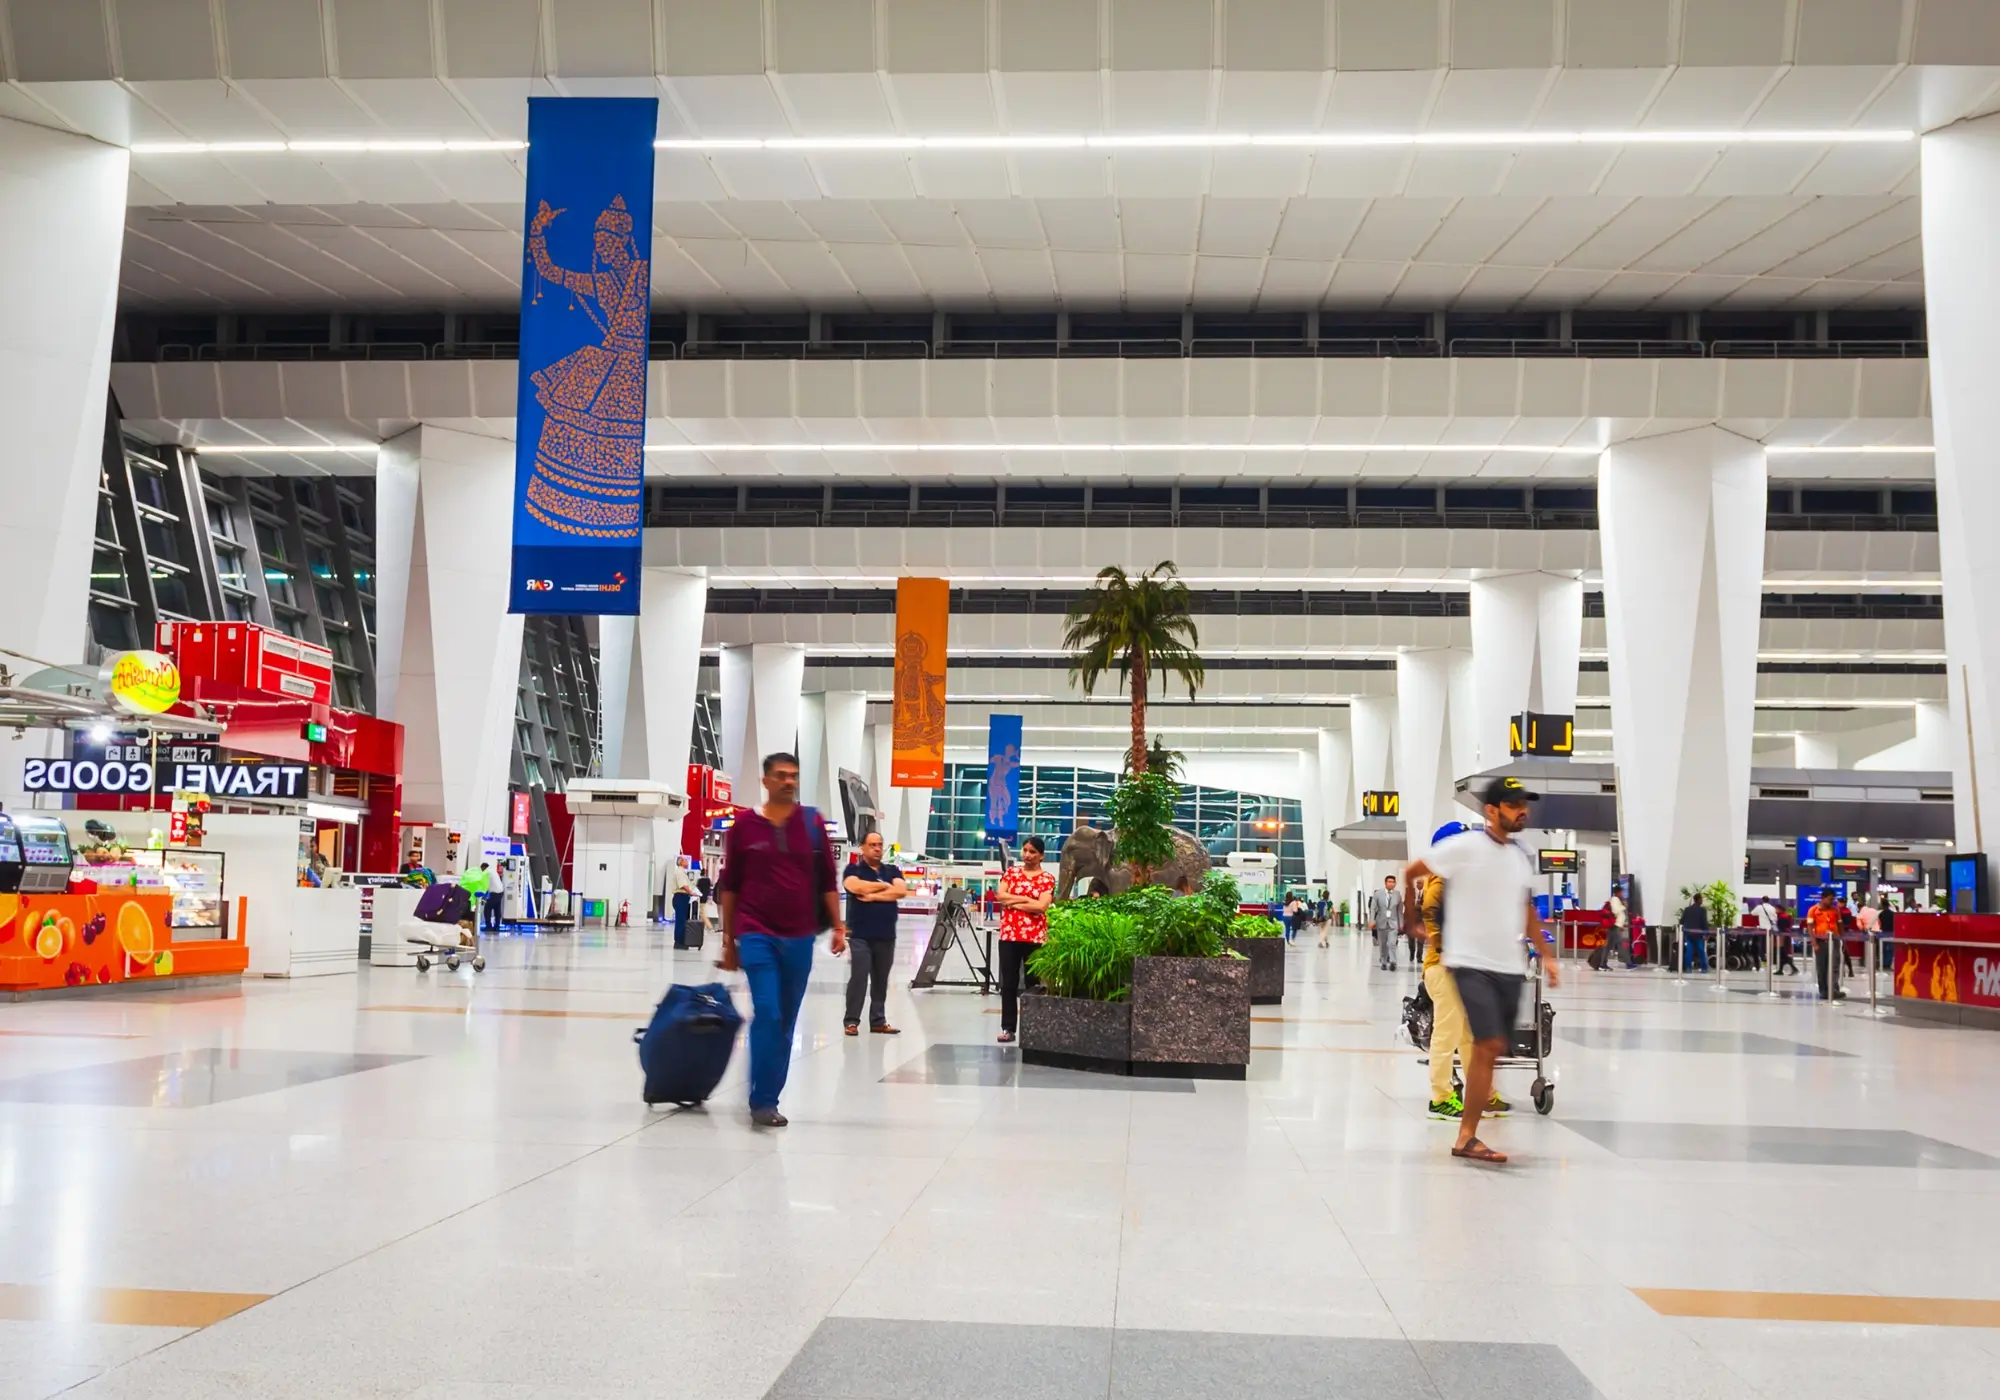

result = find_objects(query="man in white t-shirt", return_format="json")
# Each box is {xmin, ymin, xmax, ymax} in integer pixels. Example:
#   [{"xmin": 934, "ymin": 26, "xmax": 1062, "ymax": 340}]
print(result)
[{"xmin": 1402, "ymin": 775, "xmax": 1559, "ymax": 1165}]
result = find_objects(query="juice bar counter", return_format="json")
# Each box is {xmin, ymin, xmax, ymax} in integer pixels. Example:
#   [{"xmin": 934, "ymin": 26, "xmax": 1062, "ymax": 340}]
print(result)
[
  {"xmin": 0, "ymin": 813, "xmax": 247, "ymax": 995},
  {"xmin": 1891, "ymin": 913, "xmax": 2000, "ymax": 1028}
]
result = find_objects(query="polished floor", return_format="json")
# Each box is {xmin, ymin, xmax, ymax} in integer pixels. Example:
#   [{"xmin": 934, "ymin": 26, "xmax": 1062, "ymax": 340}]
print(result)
[{"xmin": 2, "ymin": 921, "xmax": 1998, "ymax": 1398}]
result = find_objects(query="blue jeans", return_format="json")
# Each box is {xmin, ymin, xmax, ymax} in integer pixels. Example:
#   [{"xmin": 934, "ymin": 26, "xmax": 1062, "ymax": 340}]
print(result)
[
  {"xmin": 671, "ymin": 892, "xmax": 690, "ymax": 947},
  {"xmin": 1682, "ymin": 931, "xmax": 1710, "ymax": 973},
  {"xmin": 737, "ymin": 933, "xmax": 815, "ymax": 1111}
]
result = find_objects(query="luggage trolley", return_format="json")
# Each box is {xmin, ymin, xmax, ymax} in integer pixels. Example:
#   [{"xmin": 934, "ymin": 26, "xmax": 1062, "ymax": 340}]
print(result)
[{"xmin": 1402, "ymin": 940, "xmax": 1557, "ymax": 1116}]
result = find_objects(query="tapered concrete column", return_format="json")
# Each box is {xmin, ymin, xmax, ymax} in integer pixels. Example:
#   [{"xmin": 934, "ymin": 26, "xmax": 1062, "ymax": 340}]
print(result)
[
  {"xmin": 1600, "ymin": 426, "xmax": 1765, "ymax": 911},
  {"xmin": 1298, "ymin": 749, "xmax": 1326, "ymax": 884},
  {"xmin": 1470, "ymin": 572, "xmax": 1584, "ymax": 769},
  {"xmin": 1396, "ymin": 648, "xmax": 1475, "ymax": 860},
  {"xmin": 595, "ymin": 569, "xmax": 707, "ymax": 789},
  {"xmin": 822, "ymin": 691, "xmax": 868, "ymax": 830},
  {"xmin": 869, "ymin": 722, "xmax": 904, "ymax": 845},
  {"xmin": 375, "ymin": 425, "xmax": 525, "ymax": 856},
  {"xmin": 797, "ymin": 693, "xmax": 827, "ymax": 808},
  {"xmin": 0, "ymin": 120, "xmax": 127, "ymax": 803},
  {"xmin": 719, "ymin": 643, "xmax": 805, "ymax": 796},
  {"xmin": 1349, "ymin": 697, "xmax": 1395, "ymax": 801},
  {"xmin": 1318, "ymin": 726, "xmax": 1359, "ymax": 897},
  {"xmin": 904, "ymin": 783, "xmax": 935, "ymax": 856},
  {"xmin": 1923, "ymin": 113, "xmax": 2000, "ymax": 877}
]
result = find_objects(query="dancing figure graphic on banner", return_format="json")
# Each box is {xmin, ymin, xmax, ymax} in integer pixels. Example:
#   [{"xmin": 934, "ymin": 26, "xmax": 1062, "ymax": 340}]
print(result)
[
  {"xmin": 987, "ymin": 742, "xmax": 1020, "ymax": 830},
  {"xmin": 522, "ymin": 194, "xmax": 648, "ymax": 540},
  {"xmin": 894, "ymin": 629, "xmax": 947, "ymax": 760}
]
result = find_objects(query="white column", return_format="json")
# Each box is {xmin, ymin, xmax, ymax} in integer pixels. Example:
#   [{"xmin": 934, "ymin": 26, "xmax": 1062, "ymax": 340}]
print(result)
[
  {"xmin": 1349, "ymin": 696, "xmax": 1395, "ymax": 800},
  {"xmin": 1923, "ymin": 113, "xmax": 2000, "ymax": 875},
  {"xmin": 797, "ymin": 692, "xmax": 828, "ymax": 809},
  {"xmin": 869, "ymin": 722, "xmax": 904, "ymax": 844},
  {"xmin": 823, "ymin": 690, "xmax": 868, "ymax": 828},
  {"xmin": 903, "ymin": 783, "xmax": 936, "ymax": 856},
  {"xmin": 1297, "ymin": 749, "xmax": 1326, "ymax": 884},
  {"xmin": 1469, "ymin": 571, "xmax": 1584, "ymax": 770},
  {"xmin": 598, "ymin": 615, "xmax": 638, "ymax": 778},
  {"xmin": 1318, "ymin": 725, "xmax": 1359, "ymax": 897},
  {"xmin": 718, "ymin": 642, "xmax": 805, "ymax": 797},
  {"xmin": 1795, "ymin": 733, "xmax": 1840, "ymax": 770},
  {"xmin": 1396, "ymin": 647, "xmax": 1475, "ymax": 859},
  {"xmin": 375, "ymin": 425, "xmax": 526, "ymax": 856},
  {"xmin": 1600, "ymin": 426, "xmax": 1765, "ymax": 913},
  {"xmin": 637, "ymin": 569, "xmax": 708, "ymax": 788},
  {"xmin": 0, "ymin": 121, "xmax": 127, "ymax": 683}
]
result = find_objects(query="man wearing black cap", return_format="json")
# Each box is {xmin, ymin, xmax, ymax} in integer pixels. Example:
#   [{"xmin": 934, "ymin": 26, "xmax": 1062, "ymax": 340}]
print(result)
[{"xmin": 1402, "ymin": 775, "xmax": 1559, "ymax": 1165}]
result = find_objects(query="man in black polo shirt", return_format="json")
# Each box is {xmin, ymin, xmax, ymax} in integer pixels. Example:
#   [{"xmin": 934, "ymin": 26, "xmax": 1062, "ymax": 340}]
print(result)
[{"xmin": 842, "ymin": 830, "xmax": 908, "ymax": 1036}]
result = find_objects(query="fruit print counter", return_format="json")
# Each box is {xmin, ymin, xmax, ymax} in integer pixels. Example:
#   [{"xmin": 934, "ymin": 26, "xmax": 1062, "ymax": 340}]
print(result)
[{"xmin": 0, "ymin": 891, "xmax": 247, "ymax": 992}]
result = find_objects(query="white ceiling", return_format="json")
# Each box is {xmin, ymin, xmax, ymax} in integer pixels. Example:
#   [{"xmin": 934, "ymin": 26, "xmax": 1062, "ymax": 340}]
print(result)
[{"xmin": 7, "ymin": 2, "xmax": 1989, "ymax": 313}]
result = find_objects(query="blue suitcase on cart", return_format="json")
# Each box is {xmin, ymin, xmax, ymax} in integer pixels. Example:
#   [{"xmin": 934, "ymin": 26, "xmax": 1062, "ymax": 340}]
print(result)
[{"xmin": 636, "ymin": 983, "xmax": 743, "ymax": 1107}]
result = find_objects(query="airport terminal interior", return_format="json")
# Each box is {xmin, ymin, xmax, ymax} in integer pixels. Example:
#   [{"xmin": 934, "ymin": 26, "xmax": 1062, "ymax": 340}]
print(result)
[{"xmin": 8, "ymin": 2, "xmax": 2000, "ymax": 1397}]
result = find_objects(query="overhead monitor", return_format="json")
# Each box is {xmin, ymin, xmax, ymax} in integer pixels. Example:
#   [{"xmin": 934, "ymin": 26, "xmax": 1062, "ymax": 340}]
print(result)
[
  {"xmin": 1880, "ymin": 859, "xmax": 1923, "ymax": 886},
  {"xmin": 1538, "ymin": 849, "xmax": 1579, "ymax": 874}
]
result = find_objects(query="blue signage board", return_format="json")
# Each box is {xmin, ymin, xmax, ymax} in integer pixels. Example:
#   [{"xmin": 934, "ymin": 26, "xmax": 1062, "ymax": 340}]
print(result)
[
  {"xmin": 985, "ymin": 714, "xmax": 1023, "ymax": 837},
  {"xmin": 509, "ymin": 96, "xmax": 657, "ymax": 615}
]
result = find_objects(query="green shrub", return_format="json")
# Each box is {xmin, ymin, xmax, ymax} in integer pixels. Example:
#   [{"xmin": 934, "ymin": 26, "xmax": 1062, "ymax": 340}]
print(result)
[
  {"xmin": 1227, "ymin": 914, "xmax": 1283, "ymax": 939},
  {"xmin": 1107, "ymin": 771, "xmax": 1180, "ymax": 878},
  {"xmin": 1030, "ymin": 904, "xmax": 1141, "ymax": 1001},
  {"xmin": 1136, "ymin": 890, "xmax": 1228, "ymax": 959},
  {"xmin": 1201, "ymin": 869, "xmax": 1241, "ymax": 916}
]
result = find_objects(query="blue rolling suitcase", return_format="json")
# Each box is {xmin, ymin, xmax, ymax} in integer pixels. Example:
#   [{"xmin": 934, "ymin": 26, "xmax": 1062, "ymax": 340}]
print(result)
[{"xmin": 635, "ymin": 982, "xmax": 743, "ymax": 1107}]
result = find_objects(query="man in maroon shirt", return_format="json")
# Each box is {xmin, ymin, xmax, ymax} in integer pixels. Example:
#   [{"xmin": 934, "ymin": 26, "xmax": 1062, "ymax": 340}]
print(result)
[{"xmin": 717, "ymin": 751, "xmax": 846, "ymax": 1126}]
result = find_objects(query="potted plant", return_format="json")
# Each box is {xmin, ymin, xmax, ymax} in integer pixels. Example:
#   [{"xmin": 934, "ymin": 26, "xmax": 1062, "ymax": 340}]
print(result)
[
  {"xmin": 1207, "ymin": 869, "xmax": 1285, "ymax": 1004},
  {"xmin": 1020, "ymin": 876, "xmax": 1252, "ymax": 1079}
]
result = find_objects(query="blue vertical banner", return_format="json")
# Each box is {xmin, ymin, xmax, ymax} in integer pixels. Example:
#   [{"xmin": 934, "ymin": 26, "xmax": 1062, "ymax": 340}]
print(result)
[
  {"xmin": 985, "ymin": 714, "xmax": 1023, "ymax": 838},
  {"xmin": 509, "ymin": 96, "xmax": 658, "ymax": 615}
]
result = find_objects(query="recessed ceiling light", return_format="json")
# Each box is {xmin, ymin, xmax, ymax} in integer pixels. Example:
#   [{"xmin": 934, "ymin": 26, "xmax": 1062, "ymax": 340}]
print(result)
[
  {"xmin": 132, "ymin": 139, "xmax": 527, "ymax": 156},
  {"xmin": 1764, "ymin": 445, "xmax": 1934, "ymax": 455}
]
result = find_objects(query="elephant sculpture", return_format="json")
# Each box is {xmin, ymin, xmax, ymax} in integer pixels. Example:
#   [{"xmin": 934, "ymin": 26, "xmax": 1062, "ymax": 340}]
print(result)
[{"xmin": 1054, "ymin": 824, "xmax": 1214, "ymax": 900}]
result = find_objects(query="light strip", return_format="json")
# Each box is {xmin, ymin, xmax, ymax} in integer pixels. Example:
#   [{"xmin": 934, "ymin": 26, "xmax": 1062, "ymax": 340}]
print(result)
[
  {"xmin": 654, "ymin": 130, "xmax": 1911, "ymax": 152},
  {"xmin": 130, "ymin": 130, "xmax": 1912, "ymax": 158},
  {"xmin": 133, "ymin": 139, "xmax": 525, "ymax": 156},
  {"xmin": 189, "ymin": 444, "xmax": 379, "ymax": 455},
  {"xmin": 1765, "ymin": 445, "xmax": 1935, "ymax": 455},
  {"xmin": 647, "ymin": 442, "xmax": 1600, "ymax": 455}
]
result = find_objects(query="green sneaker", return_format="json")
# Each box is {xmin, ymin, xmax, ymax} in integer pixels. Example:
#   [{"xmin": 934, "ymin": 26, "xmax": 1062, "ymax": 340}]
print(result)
[
  {"xmin": 1486, "ymin": 1094, "xmax": 1512, "ymax": 1117},
  {"xmin": 1428, "ymin": 1095, "xmax": 1464, "ymax": 1120}
]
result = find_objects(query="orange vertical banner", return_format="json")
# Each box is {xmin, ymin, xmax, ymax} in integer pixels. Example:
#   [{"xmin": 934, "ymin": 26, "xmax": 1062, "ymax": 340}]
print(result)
[{"xmin": 891, "ymin": 576, "xmax": 949, "ymax": 788}]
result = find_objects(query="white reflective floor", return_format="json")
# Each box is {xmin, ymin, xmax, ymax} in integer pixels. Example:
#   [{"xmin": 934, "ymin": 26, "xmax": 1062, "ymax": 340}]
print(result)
[{"xmin": 3, "ymin": 922, "xmax": 1999, "ymax": 1399}]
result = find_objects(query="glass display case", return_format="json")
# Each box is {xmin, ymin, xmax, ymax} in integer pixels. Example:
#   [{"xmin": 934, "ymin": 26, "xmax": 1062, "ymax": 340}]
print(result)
[{"xmin": 78, "ymin": 850, "xmax": 227, "ymax": 940}]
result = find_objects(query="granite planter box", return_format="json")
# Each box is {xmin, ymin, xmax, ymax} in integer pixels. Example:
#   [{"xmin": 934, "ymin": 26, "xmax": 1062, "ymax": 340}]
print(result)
[
  {"xmin": 1019, "ymin": 992, "xmax": 1132, "ymax": 1072},
  {"xmin": 1020, "ymin": 955, "xmax": 1250, "ymax": 1080},
  {"xmin": 1224, "ymin": 935, "xmax": 1285, "ymax": 1004},
  {"xmin": 1130, "ymin": 955, "xmax": 1250, "ymax": 1078}
]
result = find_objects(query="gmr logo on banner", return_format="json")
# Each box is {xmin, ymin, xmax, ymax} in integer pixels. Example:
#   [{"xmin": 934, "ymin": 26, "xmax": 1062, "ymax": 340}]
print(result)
[{"xmin": 525, "ymin": 579, "xmax": 553, "ymax": 592}]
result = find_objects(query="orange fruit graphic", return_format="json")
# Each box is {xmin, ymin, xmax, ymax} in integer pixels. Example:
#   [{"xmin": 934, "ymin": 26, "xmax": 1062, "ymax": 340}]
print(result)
[
  {"xmin": 55, "ymin": 916, "xmax": 76, "ymax": 949},
  {"xmin": 32, "ymin": 922, "xmax": 62, "ymax": 960},
  {"xmin": 116, "ymin": 901, "xmax": 155, "ymax": 961}
]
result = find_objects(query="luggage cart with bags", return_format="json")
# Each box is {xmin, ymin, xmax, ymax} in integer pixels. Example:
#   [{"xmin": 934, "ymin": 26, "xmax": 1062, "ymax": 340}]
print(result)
[
  {"xmin": 408, "ymin": 881, "xmax": 485, "ymax": 973},
  {"xmin": 1403, "ymin": 945, "xmax": 1557, "ymax": 1116}
]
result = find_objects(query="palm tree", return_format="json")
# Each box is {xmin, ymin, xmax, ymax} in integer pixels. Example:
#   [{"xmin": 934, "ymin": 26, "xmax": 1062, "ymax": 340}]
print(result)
[
  {"xmin": 1126, "ymin": 735, "xmax": 1185, "ymax": 783},
  {"xmin": 1063, "ymin": 562, "xmax": 1205, "ymax": 775}
]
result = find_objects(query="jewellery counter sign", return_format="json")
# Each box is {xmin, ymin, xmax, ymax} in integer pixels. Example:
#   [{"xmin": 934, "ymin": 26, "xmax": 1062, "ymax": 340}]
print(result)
[{"xmin": 24, "ymin": 740, "xmax": 310, "ymax": 799}]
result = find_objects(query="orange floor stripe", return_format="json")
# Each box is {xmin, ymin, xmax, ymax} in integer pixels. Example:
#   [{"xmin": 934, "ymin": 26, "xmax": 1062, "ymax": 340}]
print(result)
[
  {"xmin": 363, "ymin": 1004, "xmax": 644, "ymax": 1021},
  {"xmin": 1635, "ymin": 1288, "xmax": 2000, "ymax": 1328},
  {"xmin": 0, "ymin": 1283, "xmax": 267, "ymax": 1327}
]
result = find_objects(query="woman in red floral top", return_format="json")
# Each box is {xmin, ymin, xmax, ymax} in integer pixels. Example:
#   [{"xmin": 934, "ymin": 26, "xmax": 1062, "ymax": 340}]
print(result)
[{"xmin": 993, "ymin": 835, "xmax": 1056, "ymax": 1043}]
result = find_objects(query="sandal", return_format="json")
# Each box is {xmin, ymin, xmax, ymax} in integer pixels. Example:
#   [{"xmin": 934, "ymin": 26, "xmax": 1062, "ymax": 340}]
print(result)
[{"xmin": 1451, "ymin": 1138, "xmax": 1508, "ymax": 1165}]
